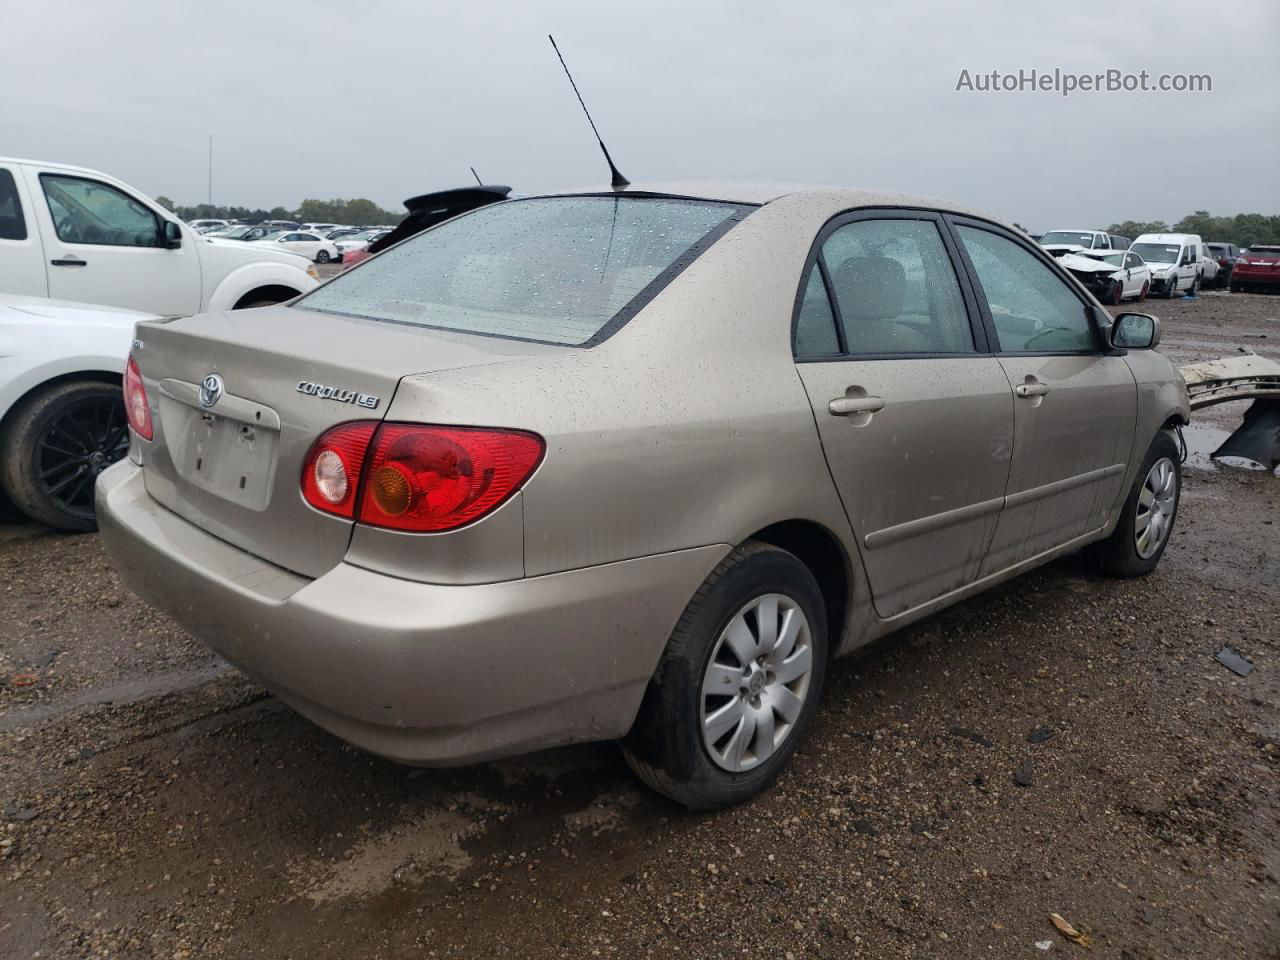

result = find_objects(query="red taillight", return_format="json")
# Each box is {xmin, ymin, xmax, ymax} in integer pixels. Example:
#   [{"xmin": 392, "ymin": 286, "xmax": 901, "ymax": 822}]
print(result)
[
  {"xmin": 358, "ymin": 425, "xmax": 544, "ymax": 532},
  {"xmin": 300, "ymin": 423, "xmax": 544, "ymax": 531},
  {"xmin": 124, "ymin": 355, "xmax": 153, "ymax": 440},
  {"xmin": 301, "ymin": 422, "xmax": 377, "ymax": 518}
]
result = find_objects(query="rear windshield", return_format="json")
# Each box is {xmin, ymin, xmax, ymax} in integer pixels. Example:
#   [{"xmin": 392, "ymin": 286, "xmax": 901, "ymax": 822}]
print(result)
[
  {"xmin": 298, "ymin": 196, "xmax": 750, "ymax": 346},
  {"xmin": 1244, "ymin": 246, "xmax": 1280, "ymax": 258},
  {"xmin": 1041, "ymin": 231, "xmax": 1096, "ymax": 247}
]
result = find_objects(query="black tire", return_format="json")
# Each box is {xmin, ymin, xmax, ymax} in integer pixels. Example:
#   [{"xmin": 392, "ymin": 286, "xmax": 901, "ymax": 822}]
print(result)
[
  {"xmin": 622, "ymin": 540, "xmax": 829, "ymax": 809},
  {"xmin": 1164, "ymin": 277, "xmax": 1180, "ymax": 299},
  {"xmin": 1229, "ymin": 283, "xmax": 1241, "ymax": 293},
  {"xmin": 0, "ymin": 380, "xmax": 128, "ymax": 531},
  {"xmin": 315, "ymin": 250, "xmax": 331, "ymax": 264},
  {"xmin": 1091, "ymin": 431, "xmax": 1181, "ymax": 578},
  {"xmin": 1187, "ymin": 275, "xmax": 1199, "ymax": 297},
  {"xmin": 1105, "ymin": 279, "xmax": 1124, "ymax": 305}
]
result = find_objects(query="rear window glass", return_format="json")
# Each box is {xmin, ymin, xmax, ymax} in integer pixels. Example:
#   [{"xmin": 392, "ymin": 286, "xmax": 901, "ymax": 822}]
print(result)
[
  {"xmin": 0, "ymin": 168, "xmax": 26, "ymax": 241},
  {"xmin": 1244, "ymin": 246, "xmax": 1280, "ymax": 258},
  {"xmin": 297, "ymin": 196, "xmax": 749, "ymax": 346}
]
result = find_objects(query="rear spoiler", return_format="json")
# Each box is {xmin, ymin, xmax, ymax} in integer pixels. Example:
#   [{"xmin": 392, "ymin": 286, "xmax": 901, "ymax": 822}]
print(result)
[
  {"xmin": 1181, "ymin": 354, "xmax": 1280, "ymax": 469},
  {"xmin": 368, "ymin": 185, "xmax": 512, "ymax": 255}
]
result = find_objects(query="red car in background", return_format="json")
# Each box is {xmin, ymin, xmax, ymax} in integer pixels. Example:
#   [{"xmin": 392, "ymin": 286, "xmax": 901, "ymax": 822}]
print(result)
[{"xmin": 1230, "ymin": 245, "xmax": 1280, "ymax": 292}]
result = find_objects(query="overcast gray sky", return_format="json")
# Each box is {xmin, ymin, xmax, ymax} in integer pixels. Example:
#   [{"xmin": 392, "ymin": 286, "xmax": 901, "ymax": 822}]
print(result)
[{"xmin": 5, "ymin": 0, "xmax": 1278, "ymax": 230}]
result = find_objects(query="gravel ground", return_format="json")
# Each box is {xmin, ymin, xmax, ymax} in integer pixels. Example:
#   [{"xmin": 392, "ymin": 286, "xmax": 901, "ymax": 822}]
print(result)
[{"xmin": 1, "ymin": 291, "xmax": 1277, "ymax": 959}]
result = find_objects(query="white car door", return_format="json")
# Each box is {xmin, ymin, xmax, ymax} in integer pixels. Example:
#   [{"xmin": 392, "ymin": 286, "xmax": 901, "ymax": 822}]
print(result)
[
  {"xmin": 278, "ymin": 233, "xmax": 318, "ymax": 261},
  {"xmin": 0, "ymin": 164, "xmax": 48, "ymax": 297},
  {"xmin": 1125, "ymin": 253, "xmax": 1149, "ymax": 296},
  {"xmin": 24, "ymin": 165, "xmax": 201, "ymax": 314}
]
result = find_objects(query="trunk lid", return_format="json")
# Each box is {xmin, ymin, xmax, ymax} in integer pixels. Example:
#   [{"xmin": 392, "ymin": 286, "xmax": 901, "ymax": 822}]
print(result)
[{"xmin": 132, "ymin": 304, "xmax": 563, "ymax": 577}]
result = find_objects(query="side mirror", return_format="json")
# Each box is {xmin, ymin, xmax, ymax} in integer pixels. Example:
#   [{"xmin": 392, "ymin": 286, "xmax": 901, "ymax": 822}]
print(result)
[
  {"xmin": 162, "ymin": 221, "xmax": 182, "ymax": 249},
  {"xmin": 1112, "ymin": 312, "xmax": 1160, "ymax": 349}
]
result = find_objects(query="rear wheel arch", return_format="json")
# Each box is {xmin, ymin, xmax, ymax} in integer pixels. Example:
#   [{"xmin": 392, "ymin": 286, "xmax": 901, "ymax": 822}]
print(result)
[
  {"xmin": 232, "ymin": 285, "xmax": 302, "ymax": 309},
  {"xmin": 745, "ymin": 519, "xmax": 851, "ymax": 657},
  {"xmin": 1, "ymin": 370, "xmax": 121, "ymax": 435}
]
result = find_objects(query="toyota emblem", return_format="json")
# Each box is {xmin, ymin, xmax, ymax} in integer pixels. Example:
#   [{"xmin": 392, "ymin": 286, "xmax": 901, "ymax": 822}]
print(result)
[{"xmin": 199, "ymin": 373, "xmax": 225, "ymax": 409}]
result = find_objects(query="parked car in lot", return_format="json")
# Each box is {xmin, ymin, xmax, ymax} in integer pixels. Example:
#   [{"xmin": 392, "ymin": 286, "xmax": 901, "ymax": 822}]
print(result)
[
  {"xmin": 188, "ymin": 218, "xmax": 231, "ymax": 233},
  {"xmin": 98, "ymin": 184, "xmax": 1189, "ymax": 809},
  {"xmin": 1039, "ymin": 229, "xmax": 1130, "ymax": 257},
  {"xmin": 252, "ymin": 230, "xmax": 339, "ymax": 263},
  {"xmin": 1206, "ymin": 242, "xmax": 1240, "ymax": 287},
  {"xmin": 1059, "ymin": 249, "xmax": 1152, "ymax": 304},
  {"xmin": 1130, "ymin": 233, "xmax": 1204, "ymax": 298},
  {"xmin": 1230, "ymin": 244, "xmax": 1280, "ymax": 292},
  {"xmin": 1196, "ymin": 244, "xmax": 1219, "ymax": 286},
  {"xmin": 1, "ymin": 295, "xmax": 145, "ymax": 529},
  {"xmin": 0, "ymin": 159, "xmax": 319, "ymax": 314},
  {"xmin": 207, "ymin": 224, "xmax": 277, "ymax": 243},
  {"xmin": 332, "ymin": 229, "xmax": 389, "ymax": 260}
]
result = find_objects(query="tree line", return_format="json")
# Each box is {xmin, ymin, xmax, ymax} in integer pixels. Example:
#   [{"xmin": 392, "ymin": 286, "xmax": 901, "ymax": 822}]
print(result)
[
  {"xmin": 154, "ymin": 196, "xmax": 405, "ymax": 226},
  {"xmin": 1105, "ymin": 211, "xmax": 1280, "ymax": 247}
]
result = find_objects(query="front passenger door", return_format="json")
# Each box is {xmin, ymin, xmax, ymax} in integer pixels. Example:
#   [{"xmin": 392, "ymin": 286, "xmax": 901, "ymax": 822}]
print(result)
[
  {"xmin": 794, "ymin": 212, "xmax": 1014, "ymax": 619},
  {"xmin": 951, "ymin": 221, "xmax": 1136, "ymax": 575}
]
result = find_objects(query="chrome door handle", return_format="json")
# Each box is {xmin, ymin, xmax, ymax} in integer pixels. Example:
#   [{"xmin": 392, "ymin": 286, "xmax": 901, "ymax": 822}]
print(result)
[
  {"xmin": 829, "ymin": 396, "xmax": 886, "ymax": 416},
  {"xmin": 50, "ymin": 256, "xmax": 87, "ymax": 267},
  {"xmin": 1015, "ymin": 382, "xmax": 1050, "ymax": 399}
]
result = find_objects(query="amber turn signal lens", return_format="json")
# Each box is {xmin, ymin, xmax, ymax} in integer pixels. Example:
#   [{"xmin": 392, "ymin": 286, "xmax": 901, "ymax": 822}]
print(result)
[{"xmin": 370, "ymin": 464, "xmax": 414, "ymax": 516}]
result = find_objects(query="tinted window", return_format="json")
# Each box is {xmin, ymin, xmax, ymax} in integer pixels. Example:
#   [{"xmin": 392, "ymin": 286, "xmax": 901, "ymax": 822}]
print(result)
[
  {"xmin": 40, "ymin": 174, "xmax": 161, "ymax": 247},
  {"xmin": 793, "ymin": 266, "xmax": 839, "ymax": 357},
  {"xmin": 299, "ymin": 196, "xmax": 748, "ymax": 346},
  {"xmin": 0, "ymin": 168, "xmax": 26, "ymax": 241},
  {"xmin": 1126, "ymin": 253, "xmax": 1141, "ymax": 268},
  {"xmin": 956, "ymin": 225, "xmax": 1094, "ymax": 353},
  {"xmin": 821, "ymin": 219, "xmax": 973, "ymax": 355}
]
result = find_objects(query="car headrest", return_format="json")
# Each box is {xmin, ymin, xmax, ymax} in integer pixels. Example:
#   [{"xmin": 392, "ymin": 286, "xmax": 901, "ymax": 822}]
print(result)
[{"xmin": 834, "ymin": 256, "xmax": 905, "ymax": 320}]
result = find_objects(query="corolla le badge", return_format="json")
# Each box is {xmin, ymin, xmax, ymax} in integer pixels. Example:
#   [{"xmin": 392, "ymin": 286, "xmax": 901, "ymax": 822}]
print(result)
[
  {"xmin": 199, "ymin": 373, "xmax": 225, "ymax": 408},
  {"xmin": 296, "ymin": 380, "xmax": 380, "ymax": 410}
]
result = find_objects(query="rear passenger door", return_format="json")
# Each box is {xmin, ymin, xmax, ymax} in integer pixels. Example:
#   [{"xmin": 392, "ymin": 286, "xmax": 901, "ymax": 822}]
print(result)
[
  {"xmin": 0, "ymin": 164, "xmax": 48, "ymax": 297},
  {"xmin": 949, "ymin": 219, "xmax": 1136, "ymax": 575},
  {"xmin": 793, "ymin": 211, "xmax": 1014, "ymax": 619}
]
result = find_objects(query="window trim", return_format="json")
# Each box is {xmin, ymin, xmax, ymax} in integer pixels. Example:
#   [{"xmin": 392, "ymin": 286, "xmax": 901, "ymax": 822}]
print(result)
[
  {"xmin": 790, "ymin": 207, "xmax": 992, "ymax": 362},
  {"xmin": 943, "ymin": 214, "xmax": 1113, "ymax": 358},
  {"xmin": 38, "ymin": 172, "xmax": 163, "ymax": 249}
]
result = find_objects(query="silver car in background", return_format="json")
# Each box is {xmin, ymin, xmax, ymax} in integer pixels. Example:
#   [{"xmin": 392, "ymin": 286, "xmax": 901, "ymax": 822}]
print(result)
[{"xmin": 97, "ymin": 184, "xmax": 1189, "ymax": 808}]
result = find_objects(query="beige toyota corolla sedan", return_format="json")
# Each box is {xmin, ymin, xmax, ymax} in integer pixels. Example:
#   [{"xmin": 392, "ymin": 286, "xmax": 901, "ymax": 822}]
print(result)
[{"xmin": 97, "ymin": 184, "xmax": 1189, "ymax": 808}]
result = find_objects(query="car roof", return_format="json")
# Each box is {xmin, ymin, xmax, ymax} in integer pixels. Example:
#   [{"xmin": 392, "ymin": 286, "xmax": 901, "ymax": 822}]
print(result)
[
  {"xmin": 530, "ymin": 180, "xmax": 995, "ymax": 218},
  {"xmin": 1135, "ymin": 233, "xmax": 1199, "ymax": 242}
]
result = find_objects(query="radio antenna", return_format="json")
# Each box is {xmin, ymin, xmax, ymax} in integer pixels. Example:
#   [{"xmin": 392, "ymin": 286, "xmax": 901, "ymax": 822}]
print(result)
[
  {"xmin": 548, "ymin": 34, "xmax": 630, "ymax": 189},
  {"xmin": 470, "ymin": 166, "xmax": 483, "ymax": 186}
]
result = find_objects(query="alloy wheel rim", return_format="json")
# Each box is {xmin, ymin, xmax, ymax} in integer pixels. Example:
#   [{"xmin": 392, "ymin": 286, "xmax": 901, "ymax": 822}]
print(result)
[
  {"xmin": 1135, "ymin": 456, "xmax": 1177, "ymax": 559},
  {"xmin": 700, "ymin": 593, "xmax": 814, "ymax": 773},
  {"xmin": 36, "ymin": 398, "xmax": 128, "ymax": 520}
]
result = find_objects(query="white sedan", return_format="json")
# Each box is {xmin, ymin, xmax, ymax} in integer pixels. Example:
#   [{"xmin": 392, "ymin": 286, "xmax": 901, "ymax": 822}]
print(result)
[
  {"xmin": 333, "ymin": 229, "xmax": 391, "ymax": 260},
  {"xmin": 1059, "ymin": 249, "xmax": 1152, "ymax": 304},
  {"xmin": 252, "ymin": 231, "xmax": 340, "ymax": 264},
  {"xmin": 0, "ymin": 294, "xmax": 150, "ymax": 529}
]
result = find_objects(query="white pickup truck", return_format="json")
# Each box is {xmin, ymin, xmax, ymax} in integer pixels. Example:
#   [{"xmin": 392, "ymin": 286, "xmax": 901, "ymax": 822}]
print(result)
[{"xmin": 0, "ymin": 158, "xmax": 318, "ymax": 315}]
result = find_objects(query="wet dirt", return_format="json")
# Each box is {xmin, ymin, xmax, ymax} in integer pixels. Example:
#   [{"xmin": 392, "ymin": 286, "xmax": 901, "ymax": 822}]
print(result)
[{"xmin": 1, "ymin": 292, "xmax": 1278, "ymax": 959}]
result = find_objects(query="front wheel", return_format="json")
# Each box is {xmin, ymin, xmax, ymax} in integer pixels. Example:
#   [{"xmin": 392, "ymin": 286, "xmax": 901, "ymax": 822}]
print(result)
[
  {"xmin": 1106, "ymin": 279, "xmax": 1124, "ymax": 305},
  {"xmin": 1187, "ymin": 275, "xmax": 1199, "ymax": 297},
  {"xmin": 1139, "ymin": 280, "xmax": 1150, "ymax": 301},
  {"xmin": 1091, "ymin": 431, "xmax": 1181, "ymax": 577},
  {"xmin": 623, "ymin": 541, "xmax": 828, "ymax": 809}
]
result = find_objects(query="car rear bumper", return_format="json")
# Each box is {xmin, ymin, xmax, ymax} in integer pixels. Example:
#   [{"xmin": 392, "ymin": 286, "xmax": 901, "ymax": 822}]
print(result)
[{"xmin": 96, "ymin": 461, "xmax": 725, "ymax": 765}]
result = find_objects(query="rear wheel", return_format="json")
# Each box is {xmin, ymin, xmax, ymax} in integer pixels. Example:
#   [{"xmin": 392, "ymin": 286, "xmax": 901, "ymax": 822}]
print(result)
[
  {"xmin": 315, "ymin": 249, "xmax": 331, "ymax": 264},
  {"xmin": 0, "ymin": 380, "xmax": 128, "ymax": 531},
  {"xmin": 1091, "ymin": 431, "xmax": 1180, "ymax": 578},
  {"xmin": 623, "ymin": 541, "xmax": 828, "ymax": 809},
  {"xmin": 1230, "ymin": 283, "xmax": 1241, "ymax": 293}
]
